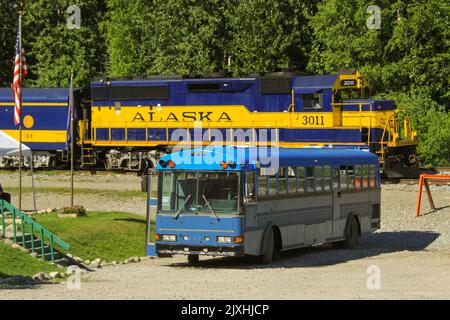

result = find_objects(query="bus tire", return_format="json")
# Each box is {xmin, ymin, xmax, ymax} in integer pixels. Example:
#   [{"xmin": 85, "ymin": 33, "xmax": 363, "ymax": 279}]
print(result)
[
  {"xmin": 333, "ymin": 216, "xmax": 360, "ymax": 249},
  {"xmin": 272, "ymin": 227, "xmax": 282, "ymax": 261},
  {"xmin": 187, "ymin": 255, "xmax": 199, "ymax": 264},
  {"xmin": 260, "ymin": 228, "xmax": 274, "ymax": 264}
]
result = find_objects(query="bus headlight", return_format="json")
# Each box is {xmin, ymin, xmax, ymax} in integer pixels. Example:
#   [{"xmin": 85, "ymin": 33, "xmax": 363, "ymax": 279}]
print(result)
[
  {"xmin": 217, "ymin": 236, "xmax": 244, "ymax": 244},
  {"xmin": 161, "ymin": 234, "xmax": 177, "ymax": 242},
  {"xmin": 217, "ymin": 236, "xmax": 233, "ymax": 243}
]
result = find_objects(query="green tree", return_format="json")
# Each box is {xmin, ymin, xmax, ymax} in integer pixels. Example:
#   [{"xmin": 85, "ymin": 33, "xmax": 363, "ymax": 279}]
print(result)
[
  {"xmin": 23, "ymin": 0, "xmax": 106, "ymax": 87},
  {"xmin": 228, "ymin": 0, "xmax": 318, "ymax": 76},
  {"xmin": 105, "ymin": 0, "xmax": 234, "ymax": 77},
  {"xmin": 393, "ymin": 89, "xmax": 450, "ymax": 166},
  {"xmin": 0, "ymin": 1, "xmax": 19, "ymax": 87},
  {"xmin": 308, "ymin": 0, "xmax": 399, "ymax": 90},
  {"xmin": 386, "ymin": 1, "xmax": 450, "ymax": 107},
  {"xmin": 309, "ymin": 0, "xmax": 449, "ymax": 104}
]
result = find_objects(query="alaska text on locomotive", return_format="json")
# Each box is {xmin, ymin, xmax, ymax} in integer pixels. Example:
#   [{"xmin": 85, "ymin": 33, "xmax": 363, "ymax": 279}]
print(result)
[{"xmin": 170, "ymin": 123, "xmax": 280, "ymax": 169}]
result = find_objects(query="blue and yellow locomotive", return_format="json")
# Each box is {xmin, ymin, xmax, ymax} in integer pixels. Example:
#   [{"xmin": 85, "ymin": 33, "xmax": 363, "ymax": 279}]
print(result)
[
  {"xmin": 0, "ymin": 70, "xmax": 419, "ymax": 177},
  {"xmin": 79, "ymin": 70, "xmax": 418, "ymax": 177}
]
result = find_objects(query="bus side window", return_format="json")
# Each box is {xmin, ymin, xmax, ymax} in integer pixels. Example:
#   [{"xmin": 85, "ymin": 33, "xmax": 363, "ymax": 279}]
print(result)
[
  {"xmin": 278, "ymin": 168, "xmax": 287, "ymax": 195},
  {"xmin": 324, "ymin": 166, "xmax": 332, "ymax": 191},
  {"xmin": 306, "ymin": 167, "xmax": 315, "ymax": 192},
  {"xmin": 347, "ymin": 166, "xmax": 355, "ymax": 190},
  {"xmin": 269, "ymin": 174, "xmax": 277, "ymax": 196},
  {"xmin": 258, "ymin": 175, "xmax": 268, "ymax": 199},
  {"xmin": 369, "ymin": 164, "xmax": 378, "ymax": 188},
  {"xmin": 288, "ymin": 167, "xmax": 296, "ymax": 193},
  {"xmin": 316, "ymin": 166, "xmax": 324, "ymax": 192},
  {"xmin": 362, "ymin": 165, "xmax": 370, "ymax": 188},
  {"xmin": 355, "ymin": 165, "xmax": 363, "ymax": 189},
  {"xmin": 160, "ymin": 171, "xmax": 174, "ymax": 211},
  {"xmin": 297, "ymin": 167, "xmax": 305, "ymax": 193},
  {"xmin": 333, "ymin": 167, "xmax": 340, "ymax": 191},
  {"xmin": 245, "ymin": 172, "xmax": 256, "ymax": 199},
  {"xmin": 340, "ymin": 166, "xmax": 348, "ymax": 191}
]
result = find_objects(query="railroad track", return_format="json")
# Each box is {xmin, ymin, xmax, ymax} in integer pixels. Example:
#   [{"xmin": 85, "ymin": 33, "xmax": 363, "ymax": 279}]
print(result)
[
  {"xmin": 0, "ymin": 167, "xmax": 142, "ymax": 176},
  {"xmin": 2, "ymin": 166, "xmax": 450, "ymax": 181},
  {"xmin": 382, "ymin": 167, "xmax": 450, "ymax": 185}
]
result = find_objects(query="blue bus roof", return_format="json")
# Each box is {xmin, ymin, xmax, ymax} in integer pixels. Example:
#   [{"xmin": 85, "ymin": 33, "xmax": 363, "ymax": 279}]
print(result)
[
  {"xmin": 158, "ymin": 147, "xmax": 379, "ymax": 171},
  {"xmin": 0, "ymin": 88, "xmax": 69, "ymax": 103}
]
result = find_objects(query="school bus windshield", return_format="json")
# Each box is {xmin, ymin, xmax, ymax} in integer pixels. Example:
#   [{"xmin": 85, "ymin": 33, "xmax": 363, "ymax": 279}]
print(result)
[{"xmin": 158, "ymin": 171, "xmax": 240, "ymax": 215}]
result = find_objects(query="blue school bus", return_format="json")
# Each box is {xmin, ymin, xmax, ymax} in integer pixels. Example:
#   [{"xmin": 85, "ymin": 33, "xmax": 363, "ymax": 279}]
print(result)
[{"xmin": 145, "ymin": 147, "xmax": 381, "ymax": 264}]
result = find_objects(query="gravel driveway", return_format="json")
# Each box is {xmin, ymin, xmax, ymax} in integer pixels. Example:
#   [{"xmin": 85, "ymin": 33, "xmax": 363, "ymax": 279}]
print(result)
[{"xmin": 1, "ymin": 172, "xmax": 449, "ymax": 299}]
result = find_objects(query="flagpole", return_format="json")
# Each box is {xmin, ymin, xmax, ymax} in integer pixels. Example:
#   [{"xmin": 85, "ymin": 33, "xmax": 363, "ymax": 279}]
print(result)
[
  {"xmin": 18, "ymin": 5, "xmax": 23, "ymax": 211},
  {"xmin": 70, "ymin": 72, "xmax": 74, "ymax": 207}
]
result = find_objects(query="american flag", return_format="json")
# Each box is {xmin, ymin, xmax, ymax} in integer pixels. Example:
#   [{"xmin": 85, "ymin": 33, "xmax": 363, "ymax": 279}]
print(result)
[{"xmin": 12, "ymin": 17, "xmax": 28, "ymax": 126}]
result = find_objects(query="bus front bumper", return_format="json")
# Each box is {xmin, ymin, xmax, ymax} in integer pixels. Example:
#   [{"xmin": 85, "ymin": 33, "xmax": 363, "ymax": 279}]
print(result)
[{"xmin": 156, "ymin": 244, "xmax": 244, "ymax": 257}]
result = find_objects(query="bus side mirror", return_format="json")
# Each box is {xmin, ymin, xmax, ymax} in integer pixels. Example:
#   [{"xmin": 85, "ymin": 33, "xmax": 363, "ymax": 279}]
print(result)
[{"xmin": 141, "ymin": 175, "xmax": 149, "ymax": 193}]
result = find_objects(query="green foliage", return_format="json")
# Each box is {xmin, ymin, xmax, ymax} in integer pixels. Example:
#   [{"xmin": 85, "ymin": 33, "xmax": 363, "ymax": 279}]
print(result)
[
  {"xmin": 23, "ymin": 0, "xmax": 106, "ymax": 87},
  {"xmin": 309, "ymin": 0, "xmax": 392, "ymax": 76},
  {"xmin": 105, "ymin": 0, "xmax": 234, "ymax": 76},
  {"xmin": 391, "ymin": 89, "xmax": 450, "ymax": 166},
  {"xmin": 228, "ymin": 0, "xmax": 317, "ymax": 76},
  {"xmin": 0, "ymin": 0, "xmax": 18, "ymax": 87},
  {"xmin": 386, "ymin": 1, "xmax": 450, "ymax": 104},
  {"xmin": 58, "ymin": 205, "xmax": 87, "ymax": 216},
  {"xmin": 105, "ymin": 0, "xmax": 317, "ymax": 77},
  {"xmin": 34, "ymin": 211, "xmax": 148, "ymax": 261},
  {"xmin": 309, "ymin": 0, "xmax": 449, "ymax": 103}
]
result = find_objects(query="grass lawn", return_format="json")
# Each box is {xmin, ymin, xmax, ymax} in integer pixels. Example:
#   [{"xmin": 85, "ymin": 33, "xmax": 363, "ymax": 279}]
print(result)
[
  {"xmin": 0, "ymin": 242, "xmax": 59, "ymax": 278},
  {"xmin": 34, "ymin": 211, "xmax": 150, "ymax": 262}
]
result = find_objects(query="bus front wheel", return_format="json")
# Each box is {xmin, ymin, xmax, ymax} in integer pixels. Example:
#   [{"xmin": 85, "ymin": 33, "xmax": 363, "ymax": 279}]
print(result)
[{"xmin": 187, "ymin": 255, "xmax": 199, "ymax": 264}]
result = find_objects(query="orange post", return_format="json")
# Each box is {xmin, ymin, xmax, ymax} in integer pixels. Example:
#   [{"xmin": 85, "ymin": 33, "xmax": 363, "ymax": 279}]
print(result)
[
  {"xmin": 415, "ymin": 175, "xmax": 424, "ymax": 217},
  {"xmin": 416, "ymin": 174, "xmax": 450, "ymax": 217}
]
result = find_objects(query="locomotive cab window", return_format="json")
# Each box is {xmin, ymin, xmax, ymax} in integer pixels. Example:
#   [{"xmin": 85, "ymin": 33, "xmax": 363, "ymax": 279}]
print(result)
[
  {"xmin": 301, "ymin": 93, "xmax": 323, "ymax": 110},
  {"xmin": 335, "ymin": 87, "xmax": 370, "ymax": 102}
]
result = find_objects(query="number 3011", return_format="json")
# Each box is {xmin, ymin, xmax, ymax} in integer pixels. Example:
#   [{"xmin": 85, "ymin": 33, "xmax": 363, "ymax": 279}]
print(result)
[{"xmin": 302, "ymin": 115, "xmax": 325, "ymax": 126}]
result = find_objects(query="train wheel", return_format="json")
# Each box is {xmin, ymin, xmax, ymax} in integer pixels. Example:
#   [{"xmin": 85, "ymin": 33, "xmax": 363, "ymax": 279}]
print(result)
[
  {"xmin": 333, "ymin": 217, "xmax": 360, "ymax": 249},
  {"xmin": 187, "ymin": 255, "xmax": 199, "ymax": 264}
]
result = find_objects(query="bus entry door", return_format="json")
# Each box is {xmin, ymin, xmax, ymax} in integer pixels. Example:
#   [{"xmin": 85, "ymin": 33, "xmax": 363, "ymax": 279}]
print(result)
[
  {"xmin": 145, "ymin": 170, "xmax": 158, "ymax": 257},
  {"xmin": 332, "ymin": 189, "xmax": 341, "ymax": 238}
]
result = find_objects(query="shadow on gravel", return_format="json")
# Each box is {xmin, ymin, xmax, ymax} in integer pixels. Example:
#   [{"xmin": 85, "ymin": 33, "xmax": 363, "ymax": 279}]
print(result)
[
  {"xmin": 422, "ymin": 205, "xmax": 450, "ymax": 216},
  {"xmin": 166, "ymin": 231, "xmax": 440, "ymax": 270}
]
